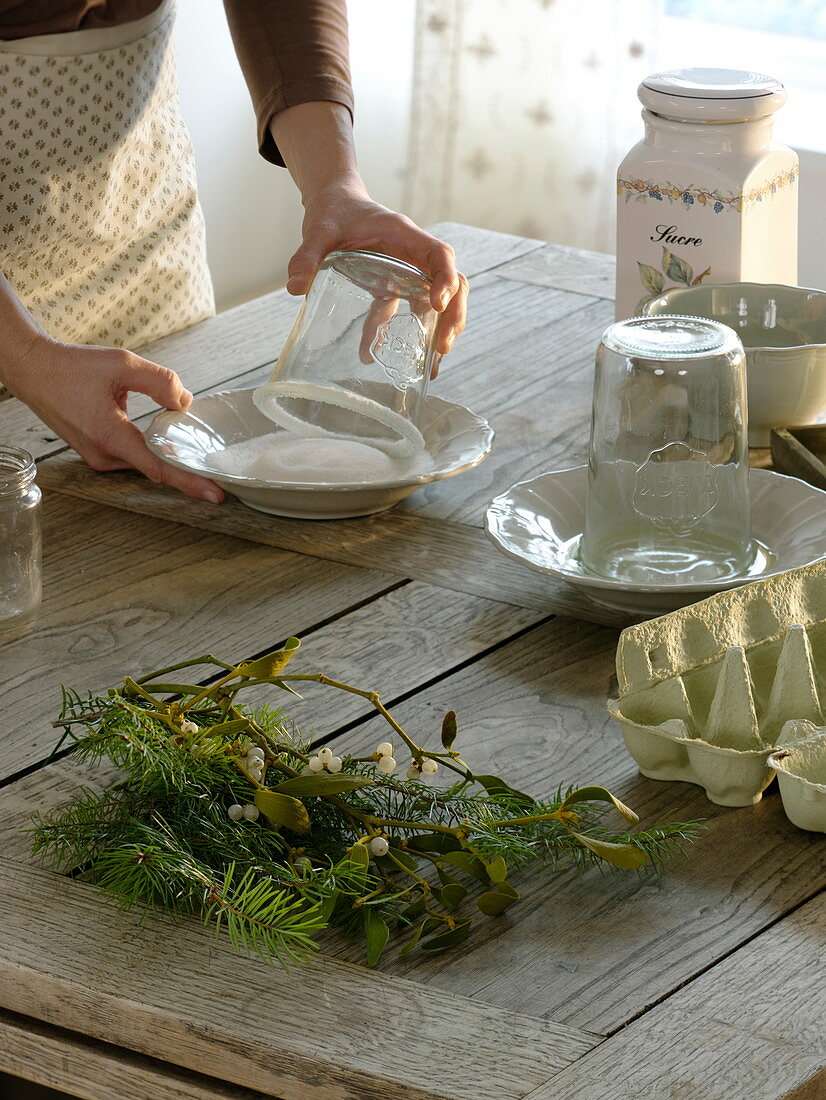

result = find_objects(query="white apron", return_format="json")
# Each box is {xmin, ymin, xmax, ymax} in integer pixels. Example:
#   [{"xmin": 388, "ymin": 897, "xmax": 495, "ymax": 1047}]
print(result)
[{"xmin": 0, "ymin": 0, "xmax": 214, "ymax": 353}]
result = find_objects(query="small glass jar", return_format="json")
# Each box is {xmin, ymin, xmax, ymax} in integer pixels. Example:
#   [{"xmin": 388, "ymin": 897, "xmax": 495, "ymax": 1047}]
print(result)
[
  {"xmin": 581, "ymin": 315, "xmax": 754, "ymax": 585},
  {"xmin": 0, "ymin": 446, "xmax": 42, "ymax": 631}
]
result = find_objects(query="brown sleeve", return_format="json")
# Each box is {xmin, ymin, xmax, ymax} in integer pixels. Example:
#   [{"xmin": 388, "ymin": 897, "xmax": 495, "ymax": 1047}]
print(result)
[{"xmin": 222, "ymin": 0, "xmax": 354, "ymax": 166}]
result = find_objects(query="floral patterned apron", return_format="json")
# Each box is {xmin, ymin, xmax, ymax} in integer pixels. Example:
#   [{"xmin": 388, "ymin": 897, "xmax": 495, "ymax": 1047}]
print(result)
[{"xmin": 0, "ymin": 0, "xmax": 214, "ymax": 355}]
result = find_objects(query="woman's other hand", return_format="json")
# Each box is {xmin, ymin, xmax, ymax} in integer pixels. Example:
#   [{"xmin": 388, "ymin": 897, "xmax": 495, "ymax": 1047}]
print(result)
[{"xmin": 3, "ymin": 337, "xmax": 225, "ymax": 502}]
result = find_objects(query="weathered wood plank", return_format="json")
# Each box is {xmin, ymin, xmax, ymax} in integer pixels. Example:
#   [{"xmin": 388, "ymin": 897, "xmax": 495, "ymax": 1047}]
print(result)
[
  {"xmin": 310, "ymin": 617, "xmax": 826, "ymax": 1034},
  {"xmin": 0, "ymin": 579, "xmax": 543, "ymax": 860},
  {"xmin": 0, "ymin": 1008, "xmax": 277, "ymax": 1100},
  {"xmin": 428, "ymin": 221, "xmax": 546, "ymax": 277},
  {"xmin": 0, "ymin": 493, "xmax": 402, "ymax": 782},
  {"xmin": 525, "ymin": 892, "xmax": 826, "ymax": 1100},
  {"xmin": 0, "ymin": 859, "xmax": 596, "ymax": 1100},
  {"xmin": 1, "ymin": 223, "xmax": 806, "ymax": 1100},
  {"xmin": 33, "ymin": 459, "xmax": 633, "ymax": 627},
  {"xmin": 7, "ymin": 610, "xmax": 822, "ymax": 1079},
  {"xmin": 495, "ymin": 242, "xmax": 616, "ymax": 300}
]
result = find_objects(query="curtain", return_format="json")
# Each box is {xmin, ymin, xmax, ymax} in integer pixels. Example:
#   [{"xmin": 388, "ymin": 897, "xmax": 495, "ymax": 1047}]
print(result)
[{"xmin": 404, "ymin": 0, "xmax": 659, "ymax": 252}]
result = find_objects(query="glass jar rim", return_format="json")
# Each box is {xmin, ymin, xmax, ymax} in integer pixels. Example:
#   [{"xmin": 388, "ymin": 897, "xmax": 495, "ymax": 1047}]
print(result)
[
  {"xmin": 321, "ymin": 249, "xmax": 433, "ymax": 304},
  {"xmin": 602, "ymin": 315, "xmax": 743, "ymax": 359},
  {"xmin": 0, "ymin": 445, "xmax": 37, "ymax": 493},
  {"xmin": 324, "ymin": 248, "xmax": 429, "ymax": 283}
]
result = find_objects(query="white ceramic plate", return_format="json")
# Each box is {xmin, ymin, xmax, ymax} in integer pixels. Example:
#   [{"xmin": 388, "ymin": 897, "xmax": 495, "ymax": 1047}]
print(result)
[
  {"xmin": 145, "ymin": 388, "xmax": 493, "ymax": 519},
  {"xmin": 485, "ymin": 465, "xmax": 826, "ymax": 615}
]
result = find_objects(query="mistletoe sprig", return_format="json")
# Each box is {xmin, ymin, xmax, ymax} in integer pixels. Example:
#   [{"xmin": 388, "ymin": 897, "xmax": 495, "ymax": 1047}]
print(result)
[{"xmin": 32, "ymin": 639, "xmax": 701, "ymax": 967}]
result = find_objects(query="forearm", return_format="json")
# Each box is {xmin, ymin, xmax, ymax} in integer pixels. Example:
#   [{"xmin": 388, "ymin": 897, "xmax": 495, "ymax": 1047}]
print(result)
[
  {"xmin": 268, "ymin": 98, "xmax": 467, "ymax": 354},
  {"xmin": 0, "ymin": 272, "xmax": 50, "ymax": 393},
  {"xmin": 270, "ymin": 101, "xmax": 364, "ymax": 203},
  {"xmin": 223, "ymin": 0, "xmax": 353, "ymax": 165}
]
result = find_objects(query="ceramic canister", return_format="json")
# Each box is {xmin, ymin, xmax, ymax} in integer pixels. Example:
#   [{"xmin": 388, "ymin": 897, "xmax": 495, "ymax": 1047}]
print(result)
[{"xmin": 615, "ymin": 68, "xmax": 798, "ymax": 320}]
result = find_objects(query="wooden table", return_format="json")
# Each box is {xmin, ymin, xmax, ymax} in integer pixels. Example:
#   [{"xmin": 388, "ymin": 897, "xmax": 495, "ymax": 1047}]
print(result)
[{"xmin": 0, "ymin": 224, "xmax": 823, "ymax": 1100}]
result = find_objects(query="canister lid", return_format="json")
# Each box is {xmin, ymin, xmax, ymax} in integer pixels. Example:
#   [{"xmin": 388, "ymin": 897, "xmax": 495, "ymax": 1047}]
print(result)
[{"xmin": 639, "ymin": 68, "xmax": 786, "ymax": 123}]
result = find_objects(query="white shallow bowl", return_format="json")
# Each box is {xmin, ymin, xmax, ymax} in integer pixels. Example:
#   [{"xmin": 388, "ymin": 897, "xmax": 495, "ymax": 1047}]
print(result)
[
  {"xmin": 484, "ymin": 465, "xmax": 826, "ymax": 616},
  {"xmin": 145, "ymin": 388, "xmax": 493, "ymax": 519}
]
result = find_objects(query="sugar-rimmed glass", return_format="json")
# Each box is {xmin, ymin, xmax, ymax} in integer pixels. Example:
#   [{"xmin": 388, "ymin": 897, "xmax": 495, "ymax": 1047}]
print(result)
[
  {"xmin": 253, "ymin": 250, "xmax": 438, "ymax": 459},
  {"xmin": 0, "ymin": 445, "xmax": 42, "ymax": 631},
  {"xmin": 581, "ymin": 315, "xmax": 755, "ymax": 584}
]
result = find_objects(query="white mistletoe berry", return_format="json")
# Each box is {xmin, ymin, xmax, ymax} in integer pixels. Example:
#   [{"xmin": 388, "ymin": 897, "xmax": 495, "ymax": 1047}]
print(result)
[
  {"xmin": 327, "ymin": 756, "xmax": 343, "ymax": 773},
  {"xmin": 317, "ymin": 747, "xmax": 334, "ymax": 764},
  {"xmin": 246, "ymin": 746, "xmax": 265, "ymax": 763},
  {"xmin": 369, "ymin": 836, "xmax": 390, "ymax": 857},
  {"xmin": 308, "ymin": 756, "xmax": 324, "ymax": 772},
  {"xmin": 179, "ymin": 719, "xmax": 199, "ymax": 735},
  {"xmin": 406, "ymin": 764, "xmax": 421, "ymax": 780},
  {"xmin": 227, "ymin": 804, "xmax": 244, "ymax": 822},
  {"xmin": 376, "ymin": 741, "xmax": 393, "ymax": 758},
  {"xmin": 242, "ymin": 803, "xmax": 260, "ymax": 822},
  {"xmin": 421, "ymin": 758, "xmax": 439, "ymax": 776},
  {"xmin": 377, "ymin": 755, "xmax": 397, "ymax": 775}
]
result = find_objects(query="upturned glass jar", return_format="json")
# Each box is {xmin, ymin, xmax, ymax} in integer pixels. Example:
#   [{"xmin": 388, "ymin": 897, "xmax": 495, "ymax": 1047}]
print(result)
[
  {"xmin": 253, "ymin": 250, "xmax": 438, "ymax": 458},
  {"xmin": 581, "ymin": 316, "xmax": 755, "ymax": 585},
  {"xmin": 0, "ymin": 446, "xmax": 42, "ymax": 631}
]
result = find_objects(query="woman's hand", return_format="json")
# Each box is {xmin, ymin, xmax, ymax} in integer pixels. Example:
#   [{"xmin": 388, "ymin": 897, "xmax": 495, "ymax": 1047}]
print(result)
[
  {"xmin": 3, "ymin": 337, "xmax": 225, "ymax": 502},
  {"xmin": 289, "ymin": 180, "xmax": 468, "ymax": 375},
  {"xmin": 271, "ymin": 103, "xmax": 468, "ymax": 377}
]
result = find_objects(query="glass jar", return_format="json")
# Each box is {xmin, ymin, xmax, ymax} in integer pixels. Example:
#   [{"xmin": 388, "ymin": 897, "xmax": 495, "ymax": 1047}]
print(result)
[
  {"xmin": 0, "ymin": 446, "xmax": 42, "ymax": 631},
  {"xmin": 616, "ymin": 68, "xmax": 798, "ymax": 320},
  {"xmin": 581, "ymin": 315, "xmax": 755, "ymax": 585},
  {"xmin": 253, "ymin": 250, "xmax": 438, "ymax": 458}
]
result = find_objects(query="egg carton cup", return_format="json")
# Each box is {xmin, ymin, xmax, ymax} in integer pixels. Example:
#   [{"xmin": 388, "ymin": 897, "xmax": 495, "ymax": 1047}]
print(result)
[
  {"xmin": 608, "ymin": 559, "xmax": 826, "ymax": 807},
  {"xmin": 768, "ymin": 721, "xmax": 826, "ymax": 833}
]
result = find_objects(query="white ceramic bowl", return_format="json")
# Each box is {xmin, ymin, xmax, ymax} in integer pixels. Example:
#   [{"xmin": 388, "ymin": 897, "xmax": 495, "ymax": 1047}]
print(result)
[
  {"xmin": 145, "ymin": 388, "xmax": 493, "ymax": 519},
  {"xmin": 484, "ymin": 465, "xmax": 826, "ymax": 616},
  {"xmin": 642, "ymin": 283, "xmax": 826, "ymax": 446}
]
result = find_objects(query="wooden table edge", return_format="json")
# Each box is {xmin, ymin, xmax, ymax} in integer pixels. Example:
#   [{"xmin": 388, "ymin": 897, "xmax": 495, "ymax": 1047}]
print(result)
[{"xmin": 0, "ymin": 856, "xmax": 600, "ymax": 1100}]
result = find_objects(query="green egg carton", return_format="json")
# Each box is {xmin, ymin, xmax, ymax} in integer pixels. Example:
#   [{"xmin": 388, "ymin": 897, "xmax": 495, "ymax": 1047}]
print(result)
[
  {"xmin": 769, "ymin": 721, "xmax": 826, "ymax": 833},
  {"xmin": 608, "ymin": 559, "xmax": 826, "ymax": 808}
]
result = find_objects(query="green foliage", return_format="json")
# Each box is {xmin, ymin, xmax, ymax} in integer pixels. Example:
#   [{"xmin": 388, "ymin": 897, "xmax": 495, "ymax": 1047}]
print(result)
[
  {"xmin": 254, "ymin": 790, "xmax": 311, "ymax": 833},
  {"xmin": 440, "ymin": 710, "xmax": 458, "ymax": 750},
  {"xmin": 207, "ymin": 864, "xmax": 323, "ymax": 965},
  {"xmin": 32, "ymin": 645, "xmax": 703, "ymax": 968}
]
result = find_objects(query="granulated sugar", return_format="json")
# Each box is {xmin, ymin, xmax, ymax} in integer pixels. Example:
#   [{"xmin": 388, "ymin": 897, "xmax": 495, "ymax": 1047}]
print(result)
[{"xmin": 210, "ymin": 433, "xmax": 429, "ymax": 484}]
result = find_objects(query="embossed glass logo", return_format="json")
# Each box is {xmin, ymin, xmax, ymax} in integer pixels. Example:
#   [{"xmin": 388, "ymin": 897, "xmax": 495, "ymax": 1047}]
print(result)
[
  {"xmin": 633, "ymin": 442, "xmax": 719, "ymax": 529},
  {"xmin": 370, "ymin": 314, "xmax": 425, "ymax": 390}
]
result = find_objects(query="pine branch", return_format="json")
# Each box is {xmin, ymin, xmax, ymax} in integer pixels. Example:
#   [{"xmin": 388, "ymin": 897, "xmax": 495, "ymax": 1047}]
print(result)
[
  {"xmin": 206, "ymin": 865, "xmax": 324, "ymax": 966},
  {"xmin": 31, "ymin": 646, "xmax": 703, "ymax": 968}
]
